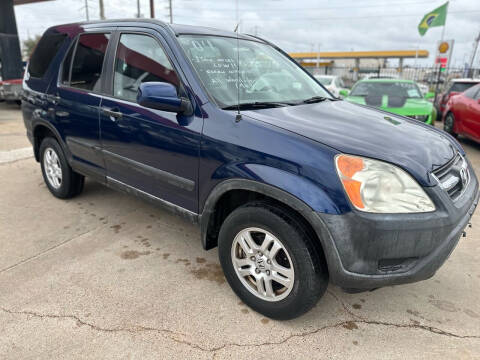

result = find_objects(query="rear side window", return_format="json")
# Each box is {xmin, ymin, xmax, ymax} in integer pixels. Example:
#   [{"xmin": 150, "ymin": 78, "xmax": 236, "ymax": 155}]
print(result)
[
  {"xmin": 28, "ymin": 33, "xmax": 67, "ymax": 78},
  {"xmin": 70, "ymin": 33, "xmax": 110, "ymax": 91},
  {"xmin": 113, "ymin": 33, "xmax": 179, "ymax": 102},
  {"xmin": 61, "ymin": 41, "xmax": 75, "ymax": 85}
]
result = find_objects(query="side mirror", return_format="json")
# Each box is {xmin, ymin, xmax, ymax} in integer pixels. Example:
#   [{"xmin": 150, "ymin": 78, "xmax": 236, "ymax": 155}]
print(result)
[
  {"xmin": 339, "ymin": 89, "xmax": 350, "ymax": 97},
  {"xmin": 137, "ymin": 82, "xmax": 191, "ymax": 114},
  {"xmin": 424, "ymin": 91, "xmax": 435, "ymax": 100}
]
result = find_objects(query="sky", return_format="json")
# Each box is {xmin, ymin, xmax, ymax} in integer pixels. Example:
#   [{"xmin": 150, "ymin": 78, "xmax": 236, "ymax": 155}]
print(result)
[{"xmin": 13, "ymin": 0, "xmax": 480, "ymax": 67}]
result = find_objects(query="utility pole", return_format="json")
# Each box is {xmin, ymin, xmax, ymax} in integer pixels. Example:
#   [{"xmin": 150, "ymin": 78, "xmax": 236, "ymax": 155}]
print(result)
[
  {"xmin": 150, "ymin": 0, "xmax": 154, "ymax": 18},
  {"xmin": 468, "ymin": 31, "xmax": 480, "ymax": 78},
  {"xmin": 84, "ymin": 0, "xmax": 90, "ymax": 21},
  {"xmin": 99, "ymin": 0, "xmax": 105, "ymax": 20},
  {"xmin": 168, "ymin": 0, "xmax": 173, "ymax": 24},
  {"xmin": 235, "ymin": 0, "xmax": 238, "ymax": 31},
  {"xmin": 136, "ymin": 0, "xmax": 141, "ymax": 18}
]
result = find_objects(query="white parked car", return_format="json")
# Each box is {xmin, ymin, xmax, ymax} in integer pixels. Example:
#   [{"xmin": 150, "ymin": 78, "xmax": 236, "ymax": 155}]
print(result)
[{"xmin": 314, "ymin": 75, "xmax": 347, "ymax": 97}]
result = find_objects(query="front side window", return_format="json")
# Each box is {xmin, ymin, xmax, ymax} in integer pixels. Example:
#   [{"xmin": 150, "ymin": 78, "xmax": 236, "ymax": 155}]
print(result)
[
  {"xmin": 70, "ymin": 33, "xmax": 110, "ymax": 91},
  {"xmin": 178, "ymin": 35, "xmax": 331, "ymax": 108},
  {"xmin": 113, "ymin": 33, "xmax": 179, "ymax": 102}
]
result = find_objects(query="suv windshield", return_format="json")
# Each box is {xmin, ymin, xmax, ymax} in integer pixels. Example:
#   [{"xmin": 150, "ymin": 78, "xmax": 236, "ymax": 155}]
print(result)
[
  {"xmin": 178, "ymin": 35, "xmax": 331, "ymax": 108},
  {"xmin": 350, "ymin": 81, "xmax": 422, "ymax": 99},
  {"xmin": 315, "ymin": 77, "xmax": 333, "ymax": 85}
]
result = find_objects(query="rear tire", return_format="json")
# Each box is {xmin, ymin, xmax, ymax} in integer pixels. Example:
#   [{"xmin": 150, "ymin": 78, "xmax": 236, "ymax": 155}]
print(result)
[
  {"xmin": 218, "ymin": 202, "xmax": 328, "ymax": 320},
  {"xmin": 39, "ymin": 137, "xmax": 84, "ymax": 199},
  {"xmin": 443, "ymin": 112, "xmax": 458, "ymax": 138}
]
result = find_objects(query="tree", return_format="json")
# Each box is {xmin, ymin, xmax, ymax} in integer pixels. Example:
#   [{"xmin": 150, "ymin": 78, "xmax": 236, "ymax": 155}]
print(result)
[{"xmin": 22, "ymin": 35, "xmax": 41, "ymax": 60}]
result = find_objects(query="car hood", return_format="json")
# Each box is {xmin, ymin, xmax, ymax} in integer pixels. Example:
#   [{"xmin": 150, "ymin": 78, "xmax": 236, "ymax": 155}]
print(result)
[
  {"xmin": 345, "ymin": 96, "xmax": 433, "ymax": 115},
  {"xmin": 243, "ymin": 100, "xmax": 458, "ymax": 186}
]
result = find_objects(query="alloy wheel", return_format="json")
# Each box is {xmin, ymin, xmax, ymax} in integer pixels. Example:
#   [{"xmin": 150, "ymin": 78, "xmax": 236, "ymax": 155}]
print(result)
[
  {"xmin": 231, "ymin": 227, "xmax": 295, "ymax": 302},
  {"xmin": 43, "ymin": 147, "xmax": 63, "ymax": 189}
]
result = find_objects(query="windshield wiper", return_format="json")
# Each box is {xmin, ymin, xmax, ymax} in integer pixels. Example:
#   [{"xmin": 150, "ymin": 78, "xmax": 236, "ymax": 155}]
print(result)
[
  {"xmin": 301, "ymin": 96, "xmax": 336, "ymax": 104},
  {"xmin": 221, "ymin": 101, "xmax": 292, "ymax": 110}
]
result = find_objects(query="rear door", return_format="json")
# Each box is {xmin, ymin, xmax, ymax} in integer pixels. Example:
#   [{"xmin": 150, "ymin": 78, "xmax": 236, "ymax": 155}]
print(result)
[
  {"xmin": 99, "ymin": 28, "xmax": 202, "ymax": 213},
  {"xmin": 50, "ymin": 30, "xmax": 113, "ymax": 181}
]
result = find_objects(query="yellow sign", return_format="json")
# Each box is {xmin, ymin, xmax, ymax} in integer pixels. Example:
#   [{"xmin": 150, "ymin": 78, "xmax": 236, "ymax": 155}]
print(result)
[{"xmin": 438, "ymin": 42, "xmax": 449, "ymax": 54}]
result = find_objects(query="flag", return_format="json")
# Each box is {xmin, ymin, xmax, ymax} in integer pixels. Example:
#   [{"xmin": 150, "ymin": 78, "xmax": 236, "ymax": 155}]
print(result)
[{"xmin": 418, "ymin": 2, "xmax": 448, "ymax": 36}]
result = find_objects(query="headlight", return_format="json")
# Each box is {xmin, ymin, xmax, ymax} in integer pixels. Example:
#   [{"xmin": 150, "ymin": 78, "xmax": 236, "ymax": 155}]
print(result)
[
  {"xmin": 410, "ymin": 114, "xmax": 429, "ymax": 121},
  {"xmin": 335, "ymin": 154, "xmax": 435, "ymax": 213}
]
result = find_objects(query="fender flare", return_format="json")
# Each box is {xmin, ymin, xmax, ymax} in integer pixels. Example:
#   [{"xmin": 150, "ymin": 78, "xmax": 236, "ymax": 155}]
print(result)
[
  {"xmin": 199, "ymin": 178, "xmax": 331, "ymax": 249},
  {"xmin": 32, "ymin": 119, "xmax": 70, "ymax": 162},
  {"xmin": 199, "ymin": 178, "xmax": 343, "ymax": 277}
]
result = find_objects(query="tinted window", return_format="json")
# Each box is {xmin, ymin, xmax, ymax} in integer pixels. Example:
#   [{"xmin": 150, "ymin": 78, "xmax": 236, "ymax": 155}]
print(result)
[
  {"xmin": 113, "ymin": 33, "xmax": 179, "ymax": 102},
  {"xmin": 450, "ymin": 82, "xmax": 477, "ymax": 93},
  {"xmin": 464, "ymin": 85, "xmax": 478, "ymax": 99},
  {"xmin": 70, "ymin": 33, "xmax": 110, "ymax": 91},
  {"xmin": 61, "ymin": 40, "xmax": 75, "ymax": 85},
  {"xmin": 28, "ymin": 32, "xmax": 67, "ymax": 78}
]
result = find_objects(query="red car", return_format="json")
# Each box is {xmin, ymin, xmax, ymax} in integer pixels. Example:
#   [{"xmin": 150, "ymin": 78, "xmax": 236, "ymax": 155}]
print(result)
[
  {"xmin": 443, "ymin": 84, "xmax": 480, "ymax": 141},
  {"xmin": 435, "ymin": 78, "xmax": 480, "ymax": 120}
]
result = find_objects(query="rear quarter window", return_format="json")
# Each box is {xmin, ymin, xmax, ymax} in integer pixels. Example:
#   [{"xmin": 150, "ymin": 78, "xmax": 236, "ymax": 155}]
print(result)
[{"xmin": 28, "ymin": 32, "xmax": 68, "ymax": 78}]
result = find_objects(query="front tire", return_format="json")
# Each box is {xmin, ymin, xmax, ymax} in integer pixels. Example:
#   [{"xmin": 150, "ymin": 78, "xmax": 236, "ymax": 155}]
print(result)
[
  {"xmin": 40, "ymin": 137, "xmax": 84, "ymax": 199},
  {"xmin": 218, "ymin": 202, "xmax": 328, "ymax": 320},
  {"xmin": 444, "ymin": 112, "xmax": 458, "ymax": 138}
]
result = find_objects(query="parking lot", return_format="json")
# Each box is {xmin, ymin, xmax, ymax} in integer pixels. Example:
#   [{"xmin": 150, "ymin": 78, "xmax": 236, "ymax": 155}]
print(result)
[{"xmin": 0, "ymin": 101, "xmax": 479, "ymax": 359}]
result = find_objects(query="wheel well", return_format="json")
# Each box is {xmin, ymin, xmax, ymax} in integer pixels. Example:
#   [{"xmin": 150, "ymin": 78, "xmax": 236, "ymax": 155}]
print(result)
[
  {"xmin": 205, "ymin": 189, "xmax": 326, "ymax": 264},
  {"xmin": 33, "ymin": 125, "xmax": 56, "ymax": 161}
]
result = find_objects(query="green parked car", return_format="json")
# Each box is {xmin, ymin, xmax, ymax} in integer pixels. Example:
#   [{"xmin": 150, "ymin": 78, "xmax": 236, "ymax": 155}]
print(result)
[{"xmin": 340, "ymin": 79, "xmax": 436, "ymax": 125}]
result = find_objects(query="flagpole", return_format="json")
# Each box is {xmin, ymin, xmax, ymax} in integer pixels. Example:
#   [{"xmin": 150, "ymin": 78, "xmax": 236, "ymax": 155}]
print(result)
[{"xmin": 434, "ymin": 1, "xmax": 449, "ymax": 105}]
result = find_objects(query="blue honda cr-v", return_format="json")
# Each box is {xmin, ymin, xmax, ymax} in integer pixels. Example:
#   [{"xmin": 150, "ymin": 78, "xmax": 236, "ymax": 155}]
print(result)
[{"xmin": 22, "ymin": 19, "xmax": 478, "ymax": 319}]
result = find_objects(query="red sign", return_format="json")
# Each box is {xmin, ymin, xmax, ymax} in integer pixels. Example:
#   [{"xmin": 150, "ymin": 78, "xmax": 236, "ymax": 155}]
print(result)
[{"xmin": 435, "ymin": 57, "xmax": 448, "ymax": 68}]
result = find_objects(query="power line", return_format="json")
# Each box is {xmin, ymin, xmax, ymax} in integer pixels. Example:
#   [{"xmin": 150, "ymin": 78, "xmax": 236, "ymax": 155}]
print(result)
[
  {"xmin": 172, "ymin": 0, "xmax": 440, "ymax": 12},
  {"xmin": 173, "ymin": 9, "xmax": 480, "ymax": 23}
]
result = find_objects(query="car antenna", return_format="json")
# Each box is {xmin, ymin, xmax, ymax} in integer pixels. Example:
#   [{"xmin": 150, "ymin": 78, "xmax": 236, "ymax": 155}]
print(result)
[{"xmin": 234, "ymin": 21, "xmax": 242, "ymax": 123}]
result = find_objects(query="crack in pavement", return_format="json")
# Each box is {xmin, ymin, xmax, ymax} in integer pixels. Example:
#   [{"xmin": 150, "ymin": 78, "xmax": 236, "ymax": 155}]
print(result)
[
  {"xmin": 1, "ymin": 305, "xmax": 479, "ymax": 355},
  {"xmin": 327, "ymin": 289, "xmax": 366, "ymax": 320}
]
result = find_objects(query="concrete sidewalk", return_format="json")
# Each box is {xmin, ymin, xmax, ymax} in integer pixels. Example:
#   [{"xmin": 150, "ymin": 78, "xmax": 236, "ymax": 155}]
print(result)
[{"xmin": 1, "ymin": 103, "xmax": 479, "ymax": 359}]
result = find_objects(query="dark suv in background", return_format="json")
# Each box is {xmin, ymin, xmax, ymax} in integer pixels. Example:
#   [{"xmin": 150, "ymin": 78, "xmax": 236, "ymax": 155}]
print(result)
[{"xmin": 22, "ymin": 20, "xmax": 478, "ymax": 320}]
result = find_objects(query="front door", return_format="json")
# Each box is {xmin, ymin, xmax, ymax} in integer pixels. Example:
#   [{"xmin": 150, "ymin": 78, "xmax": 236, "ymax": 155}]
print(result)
[{"xmin": 100, "ymin": 30, "xmax": 202, "ymax": 213}]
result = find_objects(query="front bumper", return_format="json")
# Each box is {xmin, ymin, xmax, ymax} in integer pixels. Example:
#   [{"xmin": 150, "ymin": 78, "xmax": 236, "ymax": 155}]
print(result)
[{"xmin": 313, "ymin": 168, "xmax": 479, "ymax": 290}]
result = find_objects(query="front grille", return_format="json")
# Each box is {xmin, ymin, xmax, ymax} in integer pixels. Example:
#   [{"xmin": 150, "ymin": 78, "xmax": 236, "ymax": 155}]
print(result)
[{"xmin": 432, "ymin": 153, "xmax": 470, "ymax": 201}]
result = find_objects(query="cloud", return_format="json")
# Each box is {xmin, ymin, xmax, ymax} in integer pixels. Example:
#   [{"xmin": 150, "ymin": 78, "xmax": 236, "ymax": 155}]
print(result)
[{"xmin": 13, "ymin": 0, "xmax": 480, "ymax": 67}]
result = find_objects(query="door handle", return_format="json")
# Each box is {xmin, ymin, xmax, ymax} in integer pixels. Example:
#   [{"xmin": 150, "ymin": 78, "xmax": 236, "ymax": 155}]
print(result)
[
  {"xmin": 102, "ymin": 107, "xmax": 123, "ymax": 121},
  {"xmin": 46, "ymin": 94, "xmax": 61, "ymax": 105}
]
